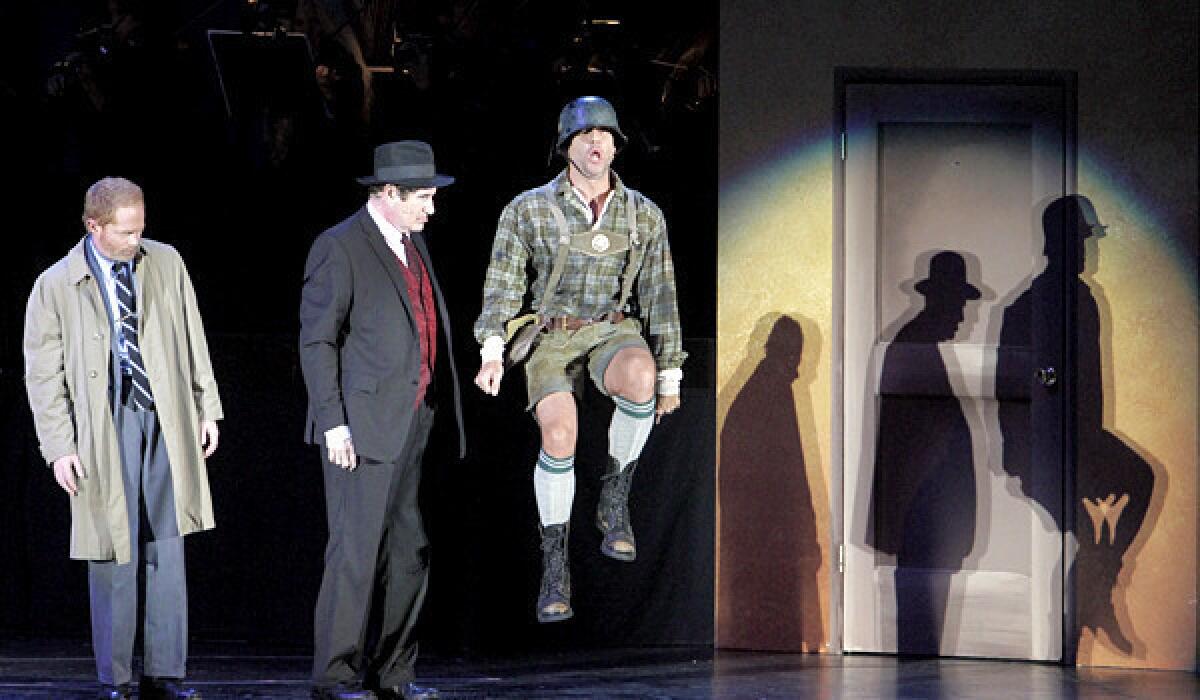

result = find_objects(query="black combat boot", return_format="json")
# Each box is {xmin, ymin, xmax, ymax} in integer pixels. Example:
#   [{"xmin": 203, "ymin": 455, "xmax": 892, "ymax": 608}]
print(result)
[
  {"xmin": 596, "ymin": 457, "xmax": 637, "ymax": 561},
  {"xmin": 537, "ymin": 523, "xmax": 573, "ymax": 623}
]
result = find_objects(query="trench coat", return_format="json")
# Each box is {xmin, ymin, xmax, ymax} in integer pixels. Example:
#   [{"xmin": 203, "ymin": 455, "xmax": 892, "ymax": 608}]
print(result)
[{"xmin": 24, "ymin": 237, "xmax": 223, "ymax": 564}]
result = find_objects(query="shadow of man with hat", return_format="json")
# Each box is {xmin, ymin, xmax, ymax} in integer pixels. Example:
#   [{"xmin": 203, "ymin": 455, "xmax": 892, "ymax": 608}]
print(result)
[{"xmin": 867, "ymin": 250, "xmax": 983, "ymax": 654}]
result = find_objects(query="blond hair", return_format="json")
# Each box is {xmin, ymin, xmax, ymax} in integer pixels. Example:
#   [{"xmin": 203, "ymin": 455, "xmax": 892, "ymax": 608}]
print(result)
[{"xmin": 82, "ymin": 177, "xmax": 144, "ymax": 225}]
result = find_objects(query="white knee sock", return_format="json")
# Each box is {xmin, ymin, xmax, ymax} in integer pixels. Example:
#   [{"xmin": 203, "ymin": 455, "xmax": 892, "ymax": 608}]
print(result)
[
  {"xmin": 608, "ymin": 396, "xmax": 656, "ymax": 471},
  {"xmin": 534, "ymin": 450, "xmax": 575, "ymax": 526}
]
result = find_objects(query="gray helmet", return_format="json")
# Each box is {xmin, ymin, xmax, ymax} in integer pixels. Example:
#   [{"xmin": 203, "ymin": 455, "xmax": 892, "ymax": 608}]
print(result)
[{"xmin": 556, "ymin": 96, "xmax": 627, "ymax": 152}]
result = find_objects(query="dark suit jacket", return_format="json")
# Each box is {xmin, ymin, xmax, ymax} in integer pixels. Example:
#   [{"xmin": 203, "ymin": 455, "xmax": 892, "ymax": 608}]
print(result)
[{"xmin": 299, "ymin": 207, "xmax": 465, "ymax": 463}]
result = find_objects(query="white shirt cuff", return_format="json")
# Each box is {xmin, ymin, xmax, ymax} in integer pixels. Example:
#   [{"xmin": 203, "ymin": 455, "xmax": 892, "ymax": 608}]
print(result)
[
  {"xmin": 657, "ymin": 368, "xmax": 683, "ymax": 396},
  {"xmin": 324, "ymin": 425, "xmax": 352, "ymax": 450},
  {"xmin": 481, "ymin": 335, "xmax": 505, "ymax": 364}
]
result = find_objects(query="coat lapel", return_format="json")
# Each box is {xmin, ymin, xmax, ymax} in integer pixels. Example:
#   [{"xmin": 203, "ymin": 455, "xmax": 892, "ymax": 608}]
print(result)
[
  {"xmin": 133, "ymin": 246, "xmax": 153, "ymax": 341},
  {"xmin": 409, "ymin": 229, "xmax": 466, "ymax": 459},
  {"xmin": 409, "ymin": 231, "xmax": 444, "ymax": 321},
  {"xmin": 356, "ymin": 209, "xmax": 417, "ymax": 331},
  {"xmin": 71, "ymin": 239, "xmax": 108, "ymax": 322}
]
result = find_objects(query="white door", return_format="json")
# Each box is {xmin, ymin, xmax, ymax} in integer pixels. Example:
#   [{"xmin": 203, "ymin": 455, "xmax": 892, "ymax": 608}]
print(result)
[{"xmin": 841, "ymin": 81, "xmax": 1073, "ymax": 660}]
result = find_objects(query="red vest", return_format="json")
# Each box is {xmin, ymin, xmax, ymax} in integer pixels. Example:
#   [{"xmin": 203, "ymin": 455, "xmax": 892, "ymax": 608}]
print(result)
[{"xmin": 396, "ymin": 241, "xmax": 437, "ymax": 407}]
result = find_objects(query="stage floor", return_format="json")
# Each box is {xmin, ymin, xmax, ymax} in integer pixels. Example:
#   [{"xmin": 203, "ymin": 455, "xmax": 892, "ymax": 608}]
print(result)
[{"xmin": 0, "ymin": 641, "xmax": 1195, "ymax": 698}]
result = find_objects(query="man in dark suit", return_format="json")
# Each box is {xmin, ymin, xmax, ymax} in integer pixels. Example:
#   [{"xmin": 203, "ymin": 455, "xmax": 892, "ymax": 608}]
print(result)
[{"xmin": 299, "ymin": 141, "xmax": 464, "ymax": 700}]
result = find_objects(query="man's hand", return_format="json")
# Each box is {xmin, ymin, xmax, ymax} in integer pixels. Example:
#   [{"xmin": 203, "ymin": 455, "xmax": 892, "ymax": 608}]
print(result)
[
  {"xmin": 655, "ymin": 394, "xmax": 681, "ymax": 424},
  {"xmin": 475, "ymin": 360, "xmax": 504, "ymax": 396},
  {"xmin": 329, "ymin": 437, "xmax": 358, "ymax": 470},
  {"xmin": 200, "ymin": 420, "xmax": 220, "ymax": 458},
  {"xmin": 52, "ymin": 454, "xmax": 86, "ymax": 496}
]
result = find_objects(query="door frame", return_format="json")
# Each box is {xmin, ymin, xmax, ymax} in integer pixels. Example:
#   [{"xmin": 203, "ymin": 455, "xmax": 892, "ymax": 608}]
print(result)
[{"xmin": 830, "ymin": 68, "xmax": 1078, "ymax": 657}]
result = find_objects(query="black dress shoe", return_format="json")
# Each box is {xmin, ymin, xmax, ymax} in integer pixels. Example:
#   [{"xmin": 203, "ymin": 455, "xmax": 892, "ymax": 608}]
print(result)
[
  {"xmin": 97, "ymin": 685, "xmax": 133, "ymax": 700},
  {"xmin": 376, "ymin": 681, "xmax": 440, "ymax": 700},
  {"xmin": 140, "ymin": 677, "xmax": 202, "ymax": 699},
  {"xmin": 311, "ymin": 683, "xmax": 377, "ymax": 699}
]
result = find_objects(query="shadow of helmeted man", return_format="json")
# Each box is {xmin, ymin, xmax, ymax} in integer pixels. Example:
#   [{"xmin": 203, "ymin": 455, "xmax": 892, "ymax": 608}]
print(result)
[
  {"xmin": 867, "ymin": 251, "xmax": 981, "ymax": 655},
  {"xmin": 997, "ymin": 195, "xmax": 1161, "ymax": 659},
  {"xmin": 718, "ymin": 314, "xmax": 824, "ymax": 651}
]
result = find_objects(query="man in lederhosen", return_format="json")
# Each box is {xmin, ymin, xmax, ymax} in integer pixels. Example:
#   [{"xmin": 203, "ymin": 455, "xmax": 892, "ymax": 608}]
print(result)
[{"xmin": 473, "ymin": 97, "xmax": 685, "ymax": 623}]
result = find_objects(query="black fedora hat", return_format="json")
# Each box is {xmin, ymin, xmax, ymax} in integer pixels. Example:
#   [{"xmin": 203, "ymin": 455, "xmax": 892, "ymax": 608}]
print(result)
[
  {"xmin": 357, "ymin": 141, "xmax": 455, "ymax": 187},
  {"xmin": 914, "ymin": 251, "xmax": 982, "ymax": 300}
]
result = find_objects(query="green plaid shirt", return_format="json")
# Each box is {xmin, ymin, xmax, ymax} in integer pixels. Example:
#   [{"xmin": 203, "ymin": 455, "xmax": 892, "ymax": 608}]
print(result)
[{"xmin": 474, "ymin": 170, "xmax": 686, "ymax": 371}]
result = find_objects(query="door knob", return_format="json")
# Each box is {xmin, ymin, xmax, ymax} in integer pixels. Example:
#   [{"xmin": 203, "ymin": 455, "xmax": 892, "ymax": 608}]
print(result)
[{"xmin": 1036, "ymin": 366, "xmax": 1057, "ymax": 387}]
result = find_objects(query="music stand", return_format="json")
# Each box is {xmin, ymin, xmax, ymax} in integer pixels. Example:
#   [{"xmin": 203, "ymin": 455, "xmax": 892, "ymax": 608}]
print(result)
[{"xmin": 207, "ymin": 29, "xmax": 329, "ymax": 122}]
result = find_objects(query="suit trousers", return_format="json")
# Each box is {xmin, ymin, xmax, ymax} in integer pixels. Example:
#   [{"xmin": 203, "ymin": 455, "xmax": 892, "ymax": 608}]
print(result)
[
  {"xmin": 88, "ymin": 398, "xmax": 186, "ymax": 686},
  {"xmin": 312, "ymin": 404, "xmax": 435, "ymax": 688}
]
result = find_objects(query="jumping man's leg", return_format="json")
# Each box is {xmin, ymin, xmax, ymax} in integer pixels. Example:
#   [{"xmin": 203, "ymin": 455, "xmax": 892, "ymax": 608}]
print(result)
[
  {"xmin": 597, "ymin": 345, "xmax": 657, "ymax": 560},
  {"xmin": 533, "ymin": 392, "xmax": 577, "ymax": 622}
]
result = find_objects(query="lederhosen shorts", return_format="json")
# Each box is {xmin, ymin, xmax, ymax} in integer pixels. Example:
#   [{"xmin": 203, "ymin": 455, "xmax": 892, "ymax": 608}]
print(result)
[{"xmin": 524, "ymin": 316, "xmax": 648, "ymax": 411}]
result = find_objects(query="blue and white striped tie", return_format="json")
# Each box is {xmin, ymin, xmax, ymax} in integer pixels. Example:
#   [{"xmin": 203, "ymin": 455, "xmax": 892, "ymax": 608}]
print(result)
[{"xmin": 113, "ymin": 262, "xmax": 154, "ymax": 410}]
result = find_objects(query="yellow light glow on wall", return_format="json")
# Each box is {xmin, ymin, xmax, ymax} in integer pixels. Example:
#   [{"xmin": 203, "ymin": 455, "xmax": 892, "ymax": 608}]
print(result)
[
  {"xmin": 716, "ymin": 141, "xmax": 1198, "ymax": 670},
  {"xmin": 1072, "ymin": 154, "xmax": 1197, "ymax": 670},
  {"xmin": 717, "ymin": 138, "xmax": 834, "ymax": 651}
]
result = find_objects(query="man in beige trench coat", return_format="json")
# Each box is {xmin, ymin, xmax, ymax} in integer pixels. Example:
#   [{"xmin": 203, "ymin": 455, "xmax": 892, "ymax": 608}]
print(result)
[{"xmin": 23, "ymin": 177, "xmax": 222, "ymax": 700}]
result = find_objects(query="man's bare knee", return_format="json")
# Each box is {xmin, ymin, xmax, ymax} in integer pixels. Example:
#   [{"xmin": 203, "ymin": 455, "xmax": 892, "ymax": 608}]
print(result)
[
  {"xmin": 608, "ymin": 349, "xmax": 656, "ymax": 402},
  {"xmin": 536, "ymin": 393, "xmax": 578, "ymax": 457},
  {"xmin": 540, "ymin": 423, "xmax": 577, "ymax": 456},
  {"xmin": 627, "ymin": 360, "xmax": 656, "ymax": 400}
]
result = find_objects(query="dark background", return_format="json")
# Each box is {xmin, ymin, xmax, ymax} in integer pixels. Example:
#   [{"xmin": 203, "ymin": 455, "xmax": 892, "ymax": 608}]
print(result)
[{"xmin": 0, "ymin": 0, "xmax": 716, "ymax": 656}]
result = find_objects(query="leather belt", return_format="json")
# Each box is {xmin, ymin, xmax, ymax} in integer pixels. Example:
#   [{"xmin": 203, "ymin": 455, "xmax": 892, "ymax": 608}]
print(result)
[{"xmin": 544, "ymin": 311, "xmax": 625, "ymax": 331}]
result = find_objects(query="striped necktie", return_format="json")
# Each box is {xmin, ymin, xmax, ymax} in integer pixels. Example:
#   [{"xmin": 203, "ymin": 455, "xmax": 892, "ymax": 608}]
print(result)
[{"xmin": 113, "ymin": 262, "xmax": 154, "ymax": 410}]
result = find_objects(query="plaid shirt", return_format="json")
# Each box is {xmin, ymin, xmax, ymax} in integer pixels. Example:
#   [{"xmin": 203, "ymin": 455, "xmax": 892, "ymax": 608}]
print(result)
[{"xmin": 474, "ymin": 170, "xmax": 686, "ymax": 371}]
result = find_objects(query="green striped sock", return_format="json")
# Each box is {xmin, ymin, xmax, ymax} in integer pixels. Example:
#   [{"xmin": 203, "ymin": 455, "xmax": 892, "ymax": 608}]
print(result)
[
  {"xmin": 609, "ymin": 396, "xmax": 655, "ymax": 469},
  {"xmin": 535, "ymin": 450, "xmax": 575, "ymax": 525}
]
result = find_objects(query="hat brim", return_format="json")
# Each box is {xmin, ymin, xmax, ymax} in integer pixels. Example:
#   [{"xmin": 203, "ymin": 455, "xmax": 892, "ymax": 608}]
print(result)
[
  {"xmin": 356, "ymin": 174, "xmax": 455, "ymax": 187},
  {"xmin": 914, "ymin": 278, "xmax": 982, "ymax": 300},
  {"xmin": 557, "ymin": 127, "xmax": 628, "ymax": 152}
]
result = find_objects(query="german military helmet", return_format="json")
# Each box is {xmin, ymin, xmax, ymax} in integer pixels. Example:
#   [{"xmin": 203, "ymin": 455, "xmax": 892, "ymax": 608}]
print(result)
[{"xmin": 555, "ymin": 96, "xmax": 627, "ymax": 151}]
